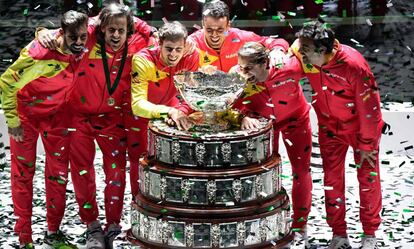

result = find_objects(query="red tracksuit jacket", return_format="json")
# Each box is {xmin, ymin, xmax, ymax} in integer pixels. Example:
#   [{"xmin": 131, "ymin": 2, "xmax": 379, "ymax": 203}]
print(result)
[
  {"xmin": 291, "ymin": 40, "xmax": 384, "ymax": 151},
  {"xmin": 233, "ymin": 56, "xmax": 310, "ymax": 129},
  {"xmin": 189, "ymin": 27, "xmax": 289, "ymax": 72},
  {"xmin": 130, "ymin": 46, "xmax": 199, "ymax": 118}
]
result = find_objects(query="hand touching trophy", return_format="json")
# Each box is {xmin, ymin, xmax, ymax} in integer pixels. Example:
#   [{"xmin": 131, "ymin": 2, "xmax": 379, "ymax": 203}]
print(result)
[{"xmin": 174, "ymin": 70, "xmax": 246, "ymax": 131}]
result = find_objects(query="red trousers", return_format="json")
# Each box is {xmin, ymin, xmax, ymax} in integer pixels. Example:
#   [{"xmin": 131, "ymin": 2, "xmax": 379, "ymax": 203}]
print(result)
[
  {"xmin": 11, "ymin": 112, "xmax": 70, "ymax": 244},
  {"xmin": 319, "ymin": 130, "xmax": 382, "ymax": 236},
  {"xmin": 273, "ymin": 112, "xmax": 312, "ymax": 229},
  {"xmin": 123, "ymin": 111, "xmax": 148, "ymax": 197},
  {"xmin": 69, "ymin": 111, "xmax": 127, "ymax": 228}
]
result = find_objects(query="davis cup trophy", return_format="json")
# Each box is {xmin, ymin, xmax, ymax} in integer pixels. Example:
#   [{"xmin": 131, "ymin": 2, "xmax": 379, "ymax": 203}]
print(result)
[
  {"xmin": 128, "ymin": 71, "xmax": 293, "ymax": 248},
  {"xmin": 174, "ymin": 70, "xmax": 246, "ymax": 131}
]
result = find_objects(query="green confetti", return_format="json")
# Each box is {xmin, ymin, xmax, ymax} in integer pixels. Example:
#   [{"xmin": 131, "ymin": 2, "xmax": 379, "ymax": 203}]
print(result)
[
  {"xmin": 299, "ymin": 79, "xmax": 305, "ymax": 85},
  {"xmin": 403, "ymin": 209, "xmax": 413, "ymax": 213},
  {"xmin": 83, "ymin": 202, "xmax": 92, "ymax": 209},
  {"xmin": 306, "ymin": 64, "xmax": 313, "ymax": 70},
  {"xmin": 315, "ymin": 0, "xmax": 324, "ymax": 4},
  {"xmin": 23, "ymin": 8, "xmax": 29, "ymax": 16},
  {"xmin": 287, "ymin": 11, "xmax": 296, "ymax": 16},
  {"xmin": 81, "ymin": 96, "xmax": 86, "ymax": 104},
  {"xmin": 242, "ymin": 100, "xmax": 251, "ymax": 105},
  {"xmin": 196, "ymin": 100, "xmax": 205, "ymax": 106},
  {"xmin": 34, "ymin": 99, "xmax": 44, "ymax": 103},
  {"xmin": 342, "ymin": 9, "xmax": 347, "ymax": 17},
  {"xmin": 267, "ymin": 206, "xmax": 275, "ymax": 211},
  {"xmin": 297, "ymin": 217, "xmax": 305, "ymax": 222},
  {"xmin": 363, "ymin": 76, "xmax": 370, "ymax": 81},
  {"xmin": 131, "ymin": 127, "xmax": 141, "ymax": 132},
  {"xmin": 256, "ymin": 11, "xmax": 263, "ymax": 16},
  {"xmin": 174, "ymin": 230, "xmax": 183, "ymax": 239},
  {"xmin": 79, "ymin": 170, "xmax": 88, "ymax": 176},
  {"xmin": 17, "ymin": 156, "xmax": 26, "ymax": 161},
  {"xmin": 57, "ymin": 179, "xmax": 65, "ymax": 185},
  {"xmin": 271, "ymin": 15, "xmax": 281, "ymax": 21},
  {"xmin": 292, "ymin": 228, "xmax": 301, "ymax": 232},
  {"xmin": 369, "ymin": 172, "xmax": 378, "ymax": 176},
  {"xmin": 111, "ymin": 163, "xmax": 117, "ymax": 169},
  {"xmin": 160, "ymin": 208, "xmax": 168, "ymax": 213},
  {"xmin": 141, "ymin": 0, "xmax": 148, "ymax": 3},
  {"xmin": 394, "ymin": 192, "xmax": 401, "ymax": 197},
  {"xmin": 191, "ymin": 133, "xmax": 200, "ymax": 138},
  {"xmin": 53, "ymin": 152, "xmax": 61, "ymax": 156},
  {"xmin": 43, "ymin": 131, "xmax": 48, "ymax": 137}
]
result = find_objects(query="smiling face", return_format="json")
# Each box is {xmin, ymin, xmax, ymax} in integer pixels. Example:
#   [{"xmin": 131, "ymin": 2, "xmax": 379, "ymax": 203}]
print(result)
[
  {"xmin": 298, "ymin": 37, "xmax": 326, "ymax": 66},
  {"xmin": 202, "ymin": 16, "xmax": 230, "ymax": 51},
  {"xmin": 160, "ymin": 39, "xmax": 185, "ymax": 67},
  {"xmin": 62, "ymin": 24, "xmax": 88, "ymax": 54},
  {"xmin": 237, "ymin": 56, "xmax": 268, "ymax": 83},
  {"xmin": 101, "ymin": 15, "xmax": 127, "ymax": 52}
]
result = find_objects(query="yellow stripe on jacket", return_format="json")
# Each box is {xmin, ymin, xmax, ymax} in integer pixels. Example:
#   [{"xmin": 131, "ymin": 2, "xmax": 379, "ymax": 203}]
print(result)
[
  {"xmin": 0, "ymin": 41, "xmax": 68, "ymax": 128},
  {"xmin": 131, "ymin": 54, "xmax": 171, "ymax": 119}
]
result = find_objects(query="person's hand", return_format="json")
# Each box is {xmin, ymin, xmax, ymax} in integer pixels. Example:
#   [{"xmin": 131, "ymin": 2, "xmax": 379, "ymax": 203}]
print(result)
[
  {"xmin": 241, "ymin": 116, "xmax": 261, "ymax": 130},
  {"xmin": 37, "ymin": 28, "xmax": 59, "ymax": 50},
  {"xmin": 198, "ymin": 65, "xmax": 217, "ymax": 75},
  {"xmin": 359, "ymin": 149, "xmax": 378, "ymax": 168},
  {"xmin": 168, "ymin": 108, "xmax": 193, "ymax": 131},
  {"xmin": 183, "ymin": 39, "xmax": 196, "ymax": 56},
  {"xmin": 269, "ymin": 48, "xmax": 286, "ymax": 68},
  {"xmin": 8, "ymin": 126, "xmax": 24, "ymax": 142}
]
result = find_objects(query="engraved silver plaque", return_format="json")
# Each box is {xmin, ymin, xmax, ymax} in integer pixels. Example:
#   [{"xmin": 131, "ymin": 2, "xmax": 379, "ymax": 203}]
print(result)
[
  {"xmin": 168, "ymin": 221, "xmax": 186, "ymax": 246},
  {"xmin": 219, "ymin": 222, "xmax": 238, "ymax": 248},
  {"xmin": 244, "ymin": 219, "xmax": 261, "ymax": 245},
  {"xmin": 165, "ymin": 176, "xmax": 183, "ymax": 203},
  {"xmin": 189, "ymin": 179, "xmax": 208, "ymax": 205}
]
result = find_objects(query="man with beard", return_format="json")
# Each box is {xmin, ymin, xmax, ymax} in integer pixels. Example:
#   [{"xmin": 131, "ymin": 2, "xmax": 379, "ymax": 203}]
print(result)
[
  {"xmin": 62, "ymin": 4, "xmax": 153, "ymax": 249},
  {"xmin": 291, "ymin": 20, "xmax": 384, "ymax": 249},
  {"xmin": 231, "ymin": 42, "xmax": 313, "ymax": 248},
  {"xmin": 36, "ymin": 4, "xmax": 156, "ymax": 248},
  {"xmin": 0, "ymin": 10, "xmax": 88, "ymax": 249},
  {"xmin": 189, "ymin": 0, "xmax": 289, "ymax": 73}
]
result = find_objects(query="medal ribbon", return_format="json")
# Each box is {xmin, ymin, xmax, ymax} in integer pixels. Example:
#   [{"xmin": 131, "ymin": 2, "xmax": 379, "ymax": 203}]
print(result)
[{"xmin": 99, "ymin": 39, "xmax": 128, "ymax": 96}]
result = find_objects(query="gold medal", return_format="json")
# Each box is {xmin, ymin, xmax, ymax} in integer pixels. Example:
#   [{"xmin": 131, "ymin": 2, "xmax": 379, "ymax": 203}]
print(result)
[{"xmin": 107, "ymin": 97, "xmax": 115, "ymax": 106}]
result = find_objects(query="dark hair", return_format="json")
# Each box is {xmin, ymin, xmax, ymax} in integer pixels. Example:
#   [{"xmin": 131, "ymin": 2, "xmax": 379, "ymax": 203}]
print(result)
[
  {"xmin": 61, "ymin": 10, "xmax": 88, "ymax": 33},
  {"xmin": 296, "ymin": 20, "xmax": 335, "ymax": 53},
  {"xmin": 158, "ymin": 21, "xmax": 188, "ymax": 43},
  {"xmin": 97, "ymin": 3, "xmax": 134, "ymax": 37},
  {"xmin": 238, "ymin": 42, "xmax": 268, "ymax": 65},
  {"xmin": 202, "ymin": 0, "xmax": 230, "ymax": 20}
]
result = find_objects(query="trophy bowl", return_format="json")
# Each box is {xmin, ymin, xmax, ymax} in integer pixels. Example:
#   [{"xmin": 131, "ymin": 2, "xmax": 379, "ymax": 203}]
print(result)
[{"xmin": 174, "ymin": 70, "xmax": 246, "ymax": 131}]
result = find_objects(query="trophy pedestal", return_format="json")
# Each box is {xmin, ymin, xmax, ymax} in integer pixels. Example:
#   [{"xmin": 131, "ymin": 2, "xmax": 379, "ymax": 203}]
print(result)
[{"xmin": 129, "ymin": 119, "xmax": 293, "ymax": 248}]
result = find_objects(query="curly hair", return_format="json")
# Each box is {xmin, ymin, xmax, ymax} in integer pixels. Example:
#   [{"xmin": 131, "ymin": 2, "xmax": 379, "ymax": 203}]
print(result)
[{"xmin": 296, "ymin": 20, "xmax": 335, "ymax": 53}]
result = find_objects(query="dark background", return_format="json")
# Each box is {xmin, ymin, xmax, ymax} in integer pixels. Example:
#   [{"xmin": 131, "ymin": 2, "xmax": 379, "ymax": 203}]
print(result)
[{"xmin": 0, "ymin": 0, "xmax": 412, "ymax": 103}]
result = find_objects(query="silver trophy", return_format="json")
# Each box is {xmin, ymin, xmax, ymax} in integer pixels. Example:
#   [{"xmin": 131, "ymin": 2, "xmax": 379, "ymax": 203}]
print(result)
[{"xmin": 174, "ymin": 70, "xmax": 246, "ymax": 131}]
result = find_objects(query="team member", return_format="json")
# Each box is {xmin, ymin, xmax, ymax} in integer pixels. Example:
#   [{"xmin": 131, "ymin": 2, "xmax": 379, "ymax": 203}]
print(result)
[
  {"xmin": 189, "ymin": 0, "xmax": 289, "ymax": 72},
  {"xmin": 0, "ymin": 10, "xmax": 88, "ymax": 249},
  {"xmin": 129, "ymin": 21, "xmax": 199, "ymax": 196},
  {"xmin": 292, "ymin": 20, "xmax": 384, "ymax": 249},
  {"xmin": 231, "ymin": 42, "xmax": 313, "ymax": 247},
  {"xmin": 57, "ymin": 4, "xmax": 152, "ymax": 249}
]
